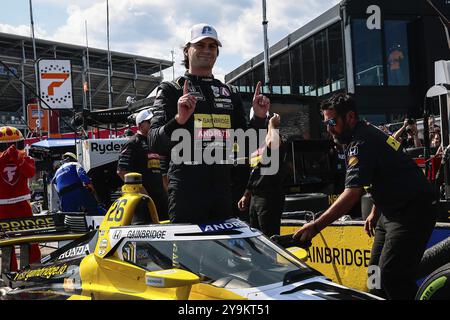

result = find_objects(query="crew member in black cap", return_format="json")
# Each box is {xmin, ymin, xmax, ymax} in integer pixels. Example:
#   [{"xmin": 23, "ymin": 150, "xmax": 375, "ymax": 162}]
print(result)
[{"xmin": 118, "ymin": 109, "xmax": 168, "ymax": 220}]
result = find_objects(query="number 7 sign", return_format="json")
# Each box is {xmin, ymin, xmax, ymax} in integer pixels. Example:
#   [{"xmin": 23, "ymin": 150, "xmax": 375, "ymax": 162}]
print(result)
[{"xmin": 38, "ymin": 59, "xmax": 73, "ymax": 109}]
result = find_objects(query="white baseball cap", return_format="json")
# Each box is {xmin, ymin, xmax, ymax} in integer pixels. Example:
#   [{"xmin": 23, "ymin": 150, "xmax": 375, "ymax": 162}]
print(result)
[
  {"xmin": 135, "ymin": 109, "xmax": 153, "ymax": 126},
  {"xmin": 186, "ymin": 23, "xmax": 222, "ymax": 47}
]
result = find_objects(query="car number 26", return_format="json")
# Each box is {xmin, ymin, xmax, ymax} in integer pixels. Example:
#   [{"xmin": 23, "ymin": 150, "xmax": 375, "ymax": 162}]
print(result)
[{"xmin": 107, "ymin": 199, "xmax": 128, "ymax": 222}]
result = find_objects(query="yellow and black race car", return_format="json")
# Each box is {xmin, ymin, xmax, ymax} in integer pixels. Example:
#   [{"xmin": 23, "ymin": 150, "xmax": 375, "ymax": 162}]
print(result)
[{"xmin": 0, "ymin": 173, "xmax": 380, "ymax": 300}]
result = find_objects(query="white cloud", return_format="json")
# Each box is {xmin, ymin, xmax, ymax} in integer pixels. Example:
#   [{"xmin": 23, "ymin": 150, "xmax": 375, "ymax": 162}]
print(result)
[
  {"xmin": 0, "ymin": 23, "xmax": 47, "ymax": 38},
  {"xmin": 1, "ymin": 0, "xmax": 339, "ymax": 83}
]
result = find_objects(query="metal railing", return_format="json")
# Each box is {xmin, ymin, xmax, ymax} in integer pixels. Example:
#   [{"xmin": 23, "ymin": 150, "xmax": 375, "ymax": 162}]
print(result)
[{"xmin": 356, "ymin": 65, "xmax": 383, "ymax": 86}]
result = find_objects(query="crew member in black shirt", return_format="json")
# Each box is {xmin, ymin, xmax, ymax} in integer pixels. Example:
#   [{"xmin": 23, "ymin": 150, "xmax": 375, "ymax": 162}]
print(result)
[
  {"xmin": 238, "ymin": 113, "xmax": 286, "ymax": 237},
  {"xmin": 117, "ymin": 109, "xmax": 169, "ymax": 220},
  {"xmin": 293, "ymin": 93, "xmax": 436, "ymax": 300}
]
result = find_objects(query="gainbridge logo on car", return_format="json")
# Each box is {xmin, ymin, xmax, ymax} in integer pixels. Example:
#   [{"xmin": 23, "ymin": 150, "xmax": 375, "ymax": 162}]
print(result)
[{"xmin": 0, "ymin": 217, "xmax": 56, "ymax": 232}]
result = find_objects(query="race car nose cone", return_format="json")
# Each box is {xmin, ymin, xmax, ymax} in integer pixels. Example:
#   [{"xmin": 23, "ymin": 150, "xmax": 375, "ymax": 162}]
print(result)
[{"xmin": 124, "ymin": 172, "xmax": 142, "ymax": 185}]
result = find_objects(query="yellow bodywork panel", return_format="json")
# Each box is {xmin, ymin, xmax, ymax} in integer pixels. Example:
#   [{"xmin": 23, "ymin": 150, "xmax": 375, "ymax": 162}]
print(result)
[
  {"xmin": 95, "ymin": 191, "xmax": 158, "ymax": 258},
  {"xmin": 281, "ymin": 222, "xmax": 374, "ymax": 292},
  {"xmin": 189, "ymin": 283, "xmax": 247, "ymax": 300},
  {"xmin": 145, "ymin": 269, "xmax": 199, "ymax": 288},
  {"xmin": 79, "ymin": 254, "xmax": 159, "ymax": 300},
  {"xmin": 67, "ymin": 295, "xmax": 92, "ymax": 300},
  {"xmin": 78, "ymin": 254, "xmax": 245, "ymax": 300}
]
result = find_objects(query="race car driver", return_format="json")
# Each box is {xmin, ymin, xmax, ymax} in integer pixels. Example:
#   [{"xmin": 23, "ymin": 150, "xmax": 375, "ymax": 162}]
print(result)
[
  {"xmin": 0, "ymin": 126, "xmax": 41, "ymax": 271},
  {"xmin": 148, "ymin": 23, "xmax": 270, "ymax": 223},
  {"xmin": 293, "ymin": 93, "xmax": 436, "ymax": 300}
]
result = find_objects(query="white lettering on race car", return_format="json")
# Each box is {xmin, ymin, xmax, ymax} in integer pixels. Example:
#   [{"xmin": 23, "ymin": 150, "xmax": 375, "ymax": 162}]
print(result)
[
  {"xmin": 200, "ymin": 221, "xmax": 247, "ymax": 232},
  {"xmin": 58, "ymin": 244, "xmax": 89, "ymax": 260}
]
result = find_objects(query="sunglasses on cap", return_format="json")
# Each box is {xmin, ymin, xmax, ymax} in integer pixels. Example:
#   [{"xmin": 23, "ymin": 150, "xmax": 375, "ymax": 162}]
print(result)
[{"xmin": 323, "ymin": 118, "xmax": 337, "ymax": 127}]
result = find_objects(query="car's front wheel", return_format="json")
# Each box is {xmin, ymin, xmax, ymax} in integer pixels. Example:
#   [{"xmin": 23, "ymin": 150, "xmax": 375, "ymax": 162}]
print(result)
[{"xmin": 416, "ymin": 262, "xmax": 450, "ymax": 300}]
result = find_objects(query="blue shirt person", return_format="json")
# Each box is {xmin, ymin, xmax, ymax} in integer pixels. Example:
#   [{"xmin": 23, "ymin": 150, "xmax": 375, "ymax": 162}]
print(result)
[{"xmin": 52, "ymin": 152, "xmax": 106, "ymax": 215}]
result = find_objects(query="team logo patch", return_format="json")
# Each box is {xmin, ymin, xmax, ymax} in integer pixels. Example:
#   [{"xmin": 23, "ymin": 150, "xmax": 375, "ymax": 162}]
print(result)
[
  {"xmin": 214, "ymin": 98, "xmax": 233, "ymax": 110},
  {"xmin": 187, "ymin": 84, "xmax": 205, "ymax": 101},
  {"xmin": 147, "ymin": 153, "xmax": 161, "ymax": 169},
  {"xmin": 348, "ymin": 146, "xmax": 358, "ymax": 157},
  {"xmin": 194, "ymin": 114, "xmax": 231, "ymax": 129},
  {"xmin": 211, "ymin": 86, "xmax": 220, "ymax": 98},
  {"xmin": 215, "ymin": 103, "xmax": 233, "ymax": 110},
  {"xmin": 2, "ymin": 164, "xmax": 19, "ymax": 186},
  {"xmin": 202, "ymin": 26, "xmax": 213, "ymax": 35},
  {"xmin": 348, "ymin": 156, "xmax": 359, "ymax": 167},
  {"xmin": 221, "ymin": 87, "xmax": 231, "ymax": 97},
  {"xmin": 250, "ymin": 147, "xmax": 264, "ymax": 167},
  {"xmin": 386, "ymin": 136, "xmax": 401, "ymax": 151}
]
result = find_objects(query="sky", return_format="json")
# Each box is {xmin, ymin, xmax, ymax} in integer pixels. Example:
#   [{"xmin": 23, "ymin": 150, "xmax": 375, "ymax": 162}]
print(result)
[{"xmin": 0, "ymin": 0, "xmax": 341, "ymax": 84}]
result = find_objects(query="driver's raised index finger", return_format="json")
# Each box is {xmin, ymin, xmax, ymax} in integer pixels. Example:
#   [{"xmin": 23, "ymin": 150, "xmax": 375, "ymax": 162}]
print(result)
[
  {"xmin": 183, "ymin": 79, "xmax": 189, "ymax": 95},
  {"xmin": 253, "ymin": 81, "xmax": 261, "ymax": 99}
]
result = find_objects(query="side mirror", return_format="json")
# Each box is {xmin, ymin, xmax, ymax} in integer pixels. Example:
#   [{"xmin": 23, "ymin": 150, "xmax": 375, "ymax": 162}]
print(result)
[
  {"xmin": 287, "ymin": 246, "xmax": 308, "ymax": 262},
  {"xmin": 145, "ymin": 269, "xmax": 200, "ymax": 300}
]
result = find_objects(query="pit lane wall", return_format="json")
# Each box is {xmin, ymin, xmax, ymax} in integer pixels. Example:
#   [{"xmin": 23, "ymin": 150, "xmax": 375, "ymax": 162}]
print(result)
[{"xmin": 280, "ymin": 220, "xmax": 450, "ymax": 292}]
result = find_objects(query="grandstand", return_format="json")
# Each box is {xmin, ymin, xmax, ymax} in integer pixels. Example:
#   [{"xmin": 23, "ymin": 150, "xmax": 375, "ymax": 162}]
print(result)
[{"xmin": 0, "ymin": 32, "xmax": 172, "ymax": 131}]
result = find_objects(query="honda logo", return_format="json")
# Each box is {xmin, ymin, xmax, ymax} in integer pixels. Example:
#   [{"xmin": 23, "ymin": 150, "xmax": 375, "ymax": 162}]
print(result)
[{"xmin": 113, "ymin": 230, "xmax": 122, "ymax": 239}]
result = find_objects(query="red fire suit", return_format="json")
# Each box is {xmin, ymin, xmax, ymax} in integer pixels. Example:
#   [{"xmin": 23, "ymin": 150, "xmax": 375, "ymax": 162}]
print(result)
[{"xmin": 0, "ymin": 145, "xmax": 41, "ymax": 271}]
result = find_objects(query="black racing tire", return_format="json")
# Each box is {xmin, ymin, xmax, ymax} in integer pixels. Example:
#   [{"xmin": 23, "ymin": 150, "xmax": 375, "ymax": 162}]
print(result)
[
  {"xmin": 283, "ymin": 193, "xmax": 328, "ymax": 213},
  {"xmin": 418, "ymin": 237, "xmax": 450, "ymax": 279},
  {"xmin": 416, "ymin": 262, "xmax": 450, "ymax": 300}
]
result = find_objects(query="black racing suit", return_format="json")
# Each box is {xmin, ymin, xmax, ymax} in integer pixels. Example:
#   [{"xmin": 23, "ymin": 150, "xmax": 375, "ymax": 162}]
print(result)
[
  {"xmin": 117, "ymin": 133, "xmax": 169, "ymax": 221},
  {"xmin": 148, "ymin": 73, "xmax": 267, "ymax": 223},
  {"xmin": 344, "ymin": 121, "xmax": 436, "ymax": 300},
  {"xmin": 247, "ymin": 142, "xmax": 287, "ymax": 237}
]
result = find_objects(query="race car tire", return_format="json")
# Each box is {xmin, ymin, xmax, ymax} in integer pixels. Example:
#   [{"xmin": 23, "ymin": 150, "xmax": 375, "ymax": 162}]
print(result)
[
  {"xmin": 416, "ymin": 262, "xmax": 450, "ymax": 300},
  {"xmin": 283, "ymin": 193, "xmax": 328, "ymax": 213},
  {"xmin": 418, "ymin": 237, "xmax": 450, "ymax": 279}
]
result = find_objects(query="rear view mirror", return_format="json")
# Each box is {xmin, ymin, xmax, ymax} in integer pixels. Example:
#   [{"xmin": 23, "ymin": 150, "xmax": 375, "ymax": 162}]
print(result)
[{"xmin": 287, "ymin": 246, "xmax": 308, "ymax": 262}]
